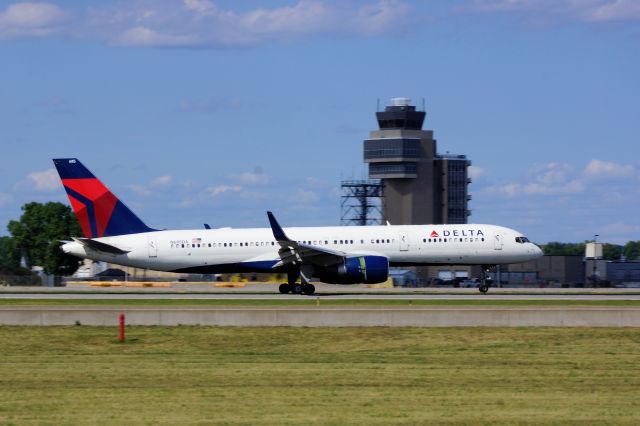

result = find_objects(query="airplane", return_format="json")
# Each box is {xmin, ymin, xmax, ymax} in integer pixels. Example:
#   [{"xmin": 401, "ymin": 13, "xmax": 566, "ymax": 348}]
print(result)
[{"xmin": 53, "ymin": 158, "xmax": 543, "ymax": 295}]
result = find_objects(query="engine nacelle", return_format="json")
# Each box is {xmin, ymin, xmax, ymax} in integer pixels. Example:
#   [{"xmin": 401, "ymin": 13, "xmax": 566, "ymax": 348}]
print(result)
[{"xmin": 316, "ymin": 255, "xmax": 389, "ymax": 284}]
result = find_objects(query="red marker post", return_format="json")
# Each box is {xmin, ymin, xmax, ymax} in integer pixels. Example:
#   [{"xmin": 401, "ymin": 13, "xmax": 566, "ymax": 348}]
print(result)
[{"xmin": 119, "ymin": 313, "xmax": 125, "ymax": 342}]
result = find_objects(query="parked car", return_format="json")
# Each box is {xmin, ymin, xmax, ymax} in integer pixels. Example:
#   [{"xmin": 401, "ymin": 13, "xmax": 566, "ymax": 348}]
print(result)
[{"xmin": 459, "ymin": 278, "xmax": 480, "ymax": 288}]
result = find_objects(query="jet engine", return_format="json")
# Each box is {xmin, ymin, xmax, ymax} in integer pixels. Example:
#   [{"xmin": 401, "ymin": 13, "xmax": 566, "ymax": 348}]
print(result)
[{"xmin": 316, "ymin": 255, "xmax": 389, "ymax": 284}]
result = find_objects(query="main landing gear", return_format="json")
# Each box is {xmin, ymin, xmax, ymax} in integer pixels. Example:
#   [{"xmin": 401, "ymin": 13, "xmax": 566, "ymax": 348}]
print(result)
[
  {"xmin": 278, "ymin": 269, "xmax": 316, "ymax": 295},
  {"xmin": 279, "ymin": 282, "xmax": 315, "ymax": 295},
  {"xmin": 478, "ymin": 265, "xmax": 494, "ymax": 294}
]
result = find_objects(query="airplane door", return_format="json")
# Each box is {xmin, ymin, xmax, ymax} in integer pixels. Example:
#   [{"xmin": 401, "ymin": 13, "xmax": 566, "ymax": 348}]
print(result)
[
  {"xmin": 399, "ymin": 232, "xmax": 409, "ymax": 251},
  {"xmin": 148, "ymin": 237, "xmax": 158, "ymax": 258},
  {"xmin": 493, "ymin": 233, "xmax": 503, "ymax": 250}
]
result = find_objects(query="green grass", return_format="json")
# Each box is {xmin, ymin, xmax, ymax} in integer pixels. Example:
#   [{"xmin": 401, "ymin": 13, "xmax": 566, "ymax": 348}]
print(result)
[
  {"xmin": 1, "ymin": 298, "xmax": 640, "ymax": 306},
  {"xmin": 1, "ymin": 327, "xmax": 640, "ymax": 425}
]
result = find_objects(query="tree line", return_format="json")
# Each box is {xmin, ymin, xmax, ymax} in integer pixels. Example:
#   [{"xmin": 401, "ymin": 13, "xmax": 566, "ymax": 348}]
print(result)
[{"xmin": 542, "ymin": 241, "xmax": 640, "ymax": 260}]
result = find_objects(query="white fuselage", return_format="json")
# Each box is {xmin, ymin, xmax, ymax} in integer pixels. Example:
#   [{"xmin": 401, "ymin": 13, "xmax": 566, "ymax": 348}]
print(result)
[{"xmin": 62, "ymin": 223, "xmax": 543, "ymax": 278}]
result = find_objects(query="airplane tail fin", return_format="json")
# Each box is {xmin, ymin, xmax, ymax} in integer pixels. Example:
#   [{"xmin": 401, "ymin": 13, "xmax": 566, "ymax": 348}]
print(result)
[{"xmin": 53, "ymin": 158, "xmax": 156, "ymax": 238}]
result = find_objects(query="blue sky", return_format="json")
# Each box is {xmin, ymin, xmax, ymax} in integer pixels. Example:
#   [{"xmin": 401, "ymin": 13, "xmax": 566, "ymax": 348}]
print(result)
[{"xmin": 0, "ymin": 0, "xmax": 639, "ymax": 244}]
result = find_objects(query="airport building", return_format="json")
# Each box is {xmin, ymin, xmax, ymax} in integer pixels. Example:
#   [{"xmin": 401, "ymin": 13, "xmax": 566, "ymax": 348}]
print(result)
[{"xmin": 363, "ymin": 98, "xmax": 471, "ymax": 225}]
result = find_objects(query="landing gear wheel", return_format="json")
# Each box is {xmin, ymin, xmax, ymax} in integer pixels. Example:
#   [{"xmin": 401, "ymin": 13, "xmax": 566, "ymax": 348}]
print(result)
[
  {"xmin": 302, "ymin": 284, "xmax": 315, "ymax": 295},
  {"xmin": 478, "ymin": 285, "xmax": 489, "ymax": 293},
  {"xmin": 291, "ymin": 284, "xmax": 304, "ymax": 295},
  {"xmin": 279, "ymin": 283, "xmax": 290, "ymax": 294}
]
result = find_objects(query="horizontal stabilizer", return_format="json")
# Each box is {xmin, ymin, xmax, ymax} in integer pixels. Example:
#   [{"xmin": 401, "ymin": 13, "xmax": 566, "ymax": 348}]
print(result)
[{"xmin": 74, "ymin": 237, "xmax": 130, "ymax": 255}]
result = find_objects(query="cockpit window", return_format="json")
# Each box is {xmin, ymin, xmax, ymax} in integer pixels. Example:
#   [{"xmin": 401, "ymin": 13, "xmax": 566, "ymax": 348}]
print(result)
[{"xmin": 515, "ymin": 236, "xmax": 530, "ymax": 244}]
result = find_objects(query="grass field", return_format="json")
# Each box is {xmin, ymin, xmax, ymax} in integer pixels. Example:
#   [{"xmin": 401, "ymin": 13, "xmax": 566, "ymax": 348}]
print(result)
[{"xmin": 1, "ymin": 327, "xmax": 640, "ymax": 425}]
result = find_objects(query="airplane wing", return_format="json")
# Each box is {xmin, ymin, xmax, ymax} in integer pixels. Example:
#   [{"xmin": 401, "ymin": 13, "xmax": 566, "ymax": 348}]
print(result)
[
  {"xmin": 267, "ymin": 211, "xmax": 346, "ymax": 268},
  {"xmin": 73, "ymin": 237, "xmax": 130, "ymax": 255}
]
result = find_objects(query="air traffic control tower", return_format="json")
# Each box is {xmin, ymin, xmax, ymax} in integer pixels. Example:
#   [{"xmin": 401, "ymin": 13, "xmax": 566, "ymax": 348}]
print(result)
[{"xmin": 364, "ymin": 97, "xmax": 471, "ymax": 225}]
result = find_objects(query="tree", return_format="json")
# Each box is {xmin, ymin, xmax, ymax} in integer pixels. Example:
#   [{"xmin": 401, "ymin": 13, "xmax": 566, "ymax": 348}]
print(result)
[
  {"xmin": 542, "ymin": 242, "xmax": 622, "ymax": 260},
  {"xmin": 0, "ymin": 236, "xmax": 20, "ymax": 268},
  {"xmin": 602, "ymin": 244, "xmax": 623, "ymax": 261},
  {"xmin": 7, "ymin": 202, "xmax": 82, "ymax": 275},
  {"xmin": 542, "ymin": 242, "xmax": 585, "ymax": 256},
  {"xmin": 623, "ymin": 241, "xmax": 640, "ymax": 260}
]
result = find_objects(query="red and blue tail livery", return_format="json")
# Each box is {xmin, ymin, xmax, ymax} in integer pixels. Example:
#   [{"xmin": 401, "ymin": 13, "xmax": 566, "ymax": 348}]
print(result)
[{"xmin": 53, "ymin": 158, "xmax": 156, "ymax": 238}]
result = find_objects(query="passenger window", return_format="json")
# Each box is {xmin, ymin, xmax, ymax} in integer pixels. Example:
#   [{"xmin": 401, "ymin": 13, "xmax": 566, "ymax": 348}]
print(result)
[
  {"xmin": 350, "ymin": 240, "xmax": 354, "ymax": 244},
  {"xmin": 181, "ymin": 244, "xmax": 184, "ymax": 248}
]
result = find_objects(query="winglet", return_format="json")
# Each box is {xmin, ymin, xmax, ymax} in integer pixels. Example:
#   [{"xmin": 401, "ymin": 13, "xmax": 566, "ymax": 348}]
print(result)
[{"xmin": 267, "ymin": 211, "xmax": 291, "ymax": 242}]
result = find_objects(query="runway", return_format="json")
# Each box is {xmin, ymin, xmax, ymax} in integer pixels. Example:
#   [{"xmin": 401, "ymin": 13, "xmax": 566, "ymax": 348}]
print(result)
[{"xmin": 1, "ymin": 284, "xmax": 640, "ymax": 300}]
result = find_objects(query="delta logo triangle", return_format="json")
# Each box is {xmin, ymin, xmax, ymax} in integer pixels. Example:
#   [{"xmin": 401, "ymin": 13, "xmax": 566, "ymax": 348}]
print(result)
[{"xmin": 430, "ymin": 230, "xmax": 439, "ymax": 238}]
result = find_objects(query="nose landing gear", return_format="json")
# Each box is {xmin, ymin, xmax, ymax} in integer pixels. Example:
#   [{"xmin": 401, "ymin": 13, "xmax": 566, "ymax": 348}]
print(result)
[{"xmin": 479, "ymin": 265, "xmax": 495, "ymax": 294}]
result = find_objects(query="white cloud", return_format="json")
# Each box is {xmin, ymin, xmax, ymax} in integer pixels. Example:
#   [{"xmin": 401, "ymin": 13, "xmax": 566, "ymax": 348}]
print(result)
[
  {"xmin": 582, "ymin": 0, "xmax": 640, "ymax": 22},
  {"xmin": 205, "ymin": 184, "xmax": 243, "ymax": 197},
  {"xmin": 460, "ymin": 0, "xmax": 640, "ymax": 23},
  {"xmin": 89, "ymin": 0, "xmax": 414, "ymax": 48},
  {"xmin": 128, "ymin": 175, "xmax": 174, "ymax": 196},
  {"xmin": 26, "ymin": 168, "xmax": 59, "ymax": 192},
  {"xmin": 351, "ymin": 0, "xmax": 412, "ymax": 35},
  {"xmin": 528, "ymin": 162, "xmax": 573, "ymax": 185},
  {"xmin": 467, "ymin": 165, "xmax": 486, "ymax": 179},
  {"xmin": 484, "ymin": 162, "xmax": 586, "ymax": 197},
  {"xmin": 183, "ymin": 0, "xmax": 215, "ymax": 16},
  {"xmin": 485, "ymin": 182, "xmax": 521, "ymax": 197},
  {"xmin": 0, "ymin": 1, "xmax": 413, "ymax": 47},
  {"xmin": 114, "ymin": 26, "xmax": 197, "ymax": 47},
  {"xmin": 479, "ymin": 158, "xmax": 638, "ymax": 211},
  {"xmin": 230, "ymin": 168, "xmax": 270, "ymax": 185},
  {"xmin": 0, "ymin": 2, "xmax": 69, "ymax": 39},
  {"xmin": 522, "ymin": 179, "xmax": 584, "ymax": 195},
  {"xmin": 128, "ymin": 184, "xmax": 152, "ymax": 196},
  {"xmin": 239, "ymin": 1, "xmax": 334, "ymax": 35},
  {"xmin": 150, "ymin": 175, "xmax": 173, "ymax": 188},
  {"xmin": 583, "ymin": 159, "xmax": 636, "ymax": 181},
  {"xmin": 291, "ymin": 188, "xmax": 320, "ymax": 204}
]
